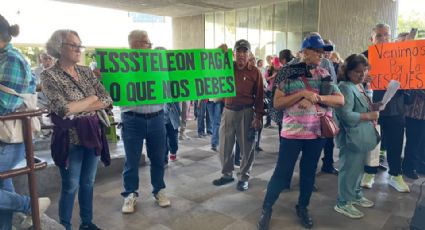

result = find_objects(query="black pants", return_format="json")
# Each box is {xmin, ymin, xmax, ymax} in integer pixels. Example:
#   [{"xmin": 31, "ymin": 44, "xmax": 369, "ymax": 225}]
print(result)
[
  {"xmin": 365, "ymin": 116, "xmax": 404, "ymax": 175},
  {"xmin": 403, "ymin": 117, "xmax": 425, "ymax": 173},
  {"xmin": 322, "ymin": 137, "xmax": 335, "ymax": 169},
  {"xmin": 164, "ymin": 122, "xmax": 179, "ymax": 162},
  {"xmin": 262, "ymin": 138, "xmax": 326, "ymax": 210}
]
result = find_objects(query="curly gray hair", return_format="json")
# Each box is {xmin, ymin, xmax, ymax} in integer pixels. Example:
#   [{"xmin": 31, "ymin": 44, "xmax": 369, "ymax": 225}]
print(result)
[{"xmin": 46, "ymin": 29, "xmax": 80, "ymax": 59}]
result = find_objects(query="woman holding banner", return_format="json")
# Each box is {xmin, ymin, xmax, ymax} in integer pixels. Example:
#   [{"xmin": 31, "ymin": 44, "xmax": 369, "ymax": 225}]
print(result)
[{"xmin": 41, "ymin": 29, "xmax": 112, "ymax": 230}]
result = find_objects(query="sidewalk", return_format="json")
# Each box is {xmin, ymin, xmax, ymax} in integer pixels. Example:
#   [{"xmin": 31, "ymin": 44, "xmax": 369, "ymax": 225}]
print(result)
[{"xmin": 39, "ymin": 120, "xmax": 423, "ymax": 230}]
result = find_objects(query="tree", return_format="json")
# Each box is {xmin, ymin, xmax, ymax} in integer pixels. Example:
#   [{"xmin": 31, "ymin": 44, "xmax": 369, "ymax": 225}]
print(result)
[{"xmin": 398, "ymin": 11, "xmax": 425, "ymax": 38}]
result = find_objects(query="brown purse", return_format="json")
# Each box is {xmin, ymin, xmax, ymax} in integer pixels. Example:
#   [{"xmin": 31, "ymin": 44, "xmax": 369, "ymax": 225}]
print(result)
[{"xmin": 301, "ymin": 77, "xmax": 339, "ymax": 138}]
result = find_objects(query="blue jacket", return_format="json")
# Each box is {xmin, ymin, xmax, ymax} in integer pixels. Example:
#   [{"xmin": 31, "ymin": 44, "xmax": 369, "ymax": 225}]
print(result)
[{"xmin": 164, "ymin": 102, "xmax": 180, "ymax": 130}]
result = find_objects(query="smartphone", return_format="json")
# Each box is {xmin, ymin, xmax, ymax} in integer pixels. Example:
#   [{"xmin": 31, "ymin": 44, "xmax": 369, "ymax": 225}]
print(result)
[{"xmin": 407, "ymin": 28, "xmax": 418, "ymax": 40}]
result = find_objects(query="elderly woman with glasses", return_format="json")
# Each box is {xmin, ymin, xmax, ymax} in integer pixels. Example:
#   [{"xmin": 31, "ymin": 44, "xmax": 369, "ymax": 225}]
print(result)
[{"xmin": 40, "ymin": 29, "xmax": 112, "ymax": 230}]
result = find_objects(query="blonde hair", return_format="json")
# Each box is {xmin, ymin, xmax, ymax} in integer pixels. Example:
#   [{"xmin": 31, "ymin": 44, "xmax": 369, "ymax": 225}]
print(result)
[{"xmin": 330, "ymin": 52, "xmax": 343, "ymax": 64}]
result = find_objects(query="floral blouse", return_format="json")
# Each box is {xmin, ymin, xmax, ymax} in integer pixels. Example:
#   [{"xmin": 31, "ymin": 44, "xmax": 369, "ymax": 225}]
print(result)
[{"xmin": 40, "ymin": 62, "xmax": 112, "ymax": 144}]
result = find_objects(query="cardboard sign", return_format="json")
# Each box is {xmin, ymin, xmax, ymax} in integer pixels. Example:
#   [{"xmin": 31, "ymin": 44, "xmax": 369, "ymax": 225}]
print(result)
[
  {"xmin": 96, "ymin": 48, "xmax": 235, "ymax": 106},
  {"xmin": 368, "ymin": 39, "xmax": 425, "ymax": 90}
]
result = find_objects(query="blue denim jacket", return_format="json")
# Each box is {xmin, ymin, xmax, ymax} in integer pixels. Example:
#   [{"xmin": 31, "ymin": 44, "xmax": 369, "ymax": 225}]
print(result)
[{"xmin": 164, "ymin": 102, "xmax": 180, "ymax": 130}]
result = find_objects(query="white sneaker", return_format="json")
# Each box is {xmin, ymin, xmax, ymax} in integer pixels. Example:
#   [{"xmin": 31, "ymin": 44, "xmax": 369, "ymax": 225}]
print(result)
[
  {"xmin": 360, "ymin": 173, "xmax": 375, "ymax": 189},
  {"xmin": 20, "ymin": 197, "xmax": 51, "ymax": 228},
  {"xmin": 389, "ymin": 175, "xmax": 410, "ymax": 193},
  {"xmin": 122, "ymin": 193, "xmax": 137, "ymax": 214},
  {"xmin": 154, "ymin": 190, "xmax": 171, "ymax": 208}
]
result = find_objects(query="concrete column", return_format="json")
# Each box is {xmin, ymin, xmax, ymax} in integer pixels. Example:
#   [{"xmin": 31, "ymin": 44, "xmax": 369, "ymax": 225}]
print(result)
[
  {"xmin": 172, "ymin": 15, "xmax": 205, "ymax": 49},
  {"xmin": 318, "ymin": 0, "xmax": 398, "ymax": 58}
]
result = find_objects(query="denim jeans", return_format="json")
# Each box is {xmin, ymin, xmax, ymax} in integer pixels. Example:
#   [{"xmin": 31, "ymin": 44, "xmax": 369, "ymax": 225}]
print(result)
[
  {"xmin": 59, "ymin": 145, "xmax": 99, "ymax": 230},
  {"xmin": 164, "ymin": 122, "xmax": 179, "ymax": 162},
  {"xmin": 207, "ymin": 102, "xmax": 223, "ymax": 147},
  {"xmin": 197, "ymin": 100, "xmax": 212, "ymax": 135},
  {"xmin": 262, "ymin": 138, "xmax": 326, "ymax": 210},
  {"xmin": 0, "ymin": 142, "xmax": 31, "ymax": 230},
  {"xmin": 121, "ymin": 112, "xmax": 166, "ymax": 196}
]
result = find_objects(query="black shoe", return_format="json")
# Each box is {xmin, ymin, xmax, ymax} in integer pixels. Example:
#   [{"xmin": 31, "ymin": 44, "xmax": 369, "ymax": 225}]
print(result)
[
  {"xmin": 321, "ymin": 166, "xmax": 339, "ymax": 175},
  {"xmin": 257, "ymin": 209, "xmax": 272, "ymax": 230},
  {"xmin": 80, "ymin": 223, "xmax": 102, "ymax": 230},
  {"xmin": 237, "ymin": 181, "xmax": 249, "ymax": 191},
  {"xmin": 255, "ymin": 146, "xmax": 263, "ymax": 152},
  {"xmin": 378, "ymin": 163, "xmax": 388, "ymax": 171},
  {"xmin": 312, "ymin": 184, "xmax": 318, "ymax": 192},
  {"xmin": 404, "ymin": 170, "xmax": 419, "ymax": 180},
  {"xmin": 211, "ymin": 146, "xmax": 218, "ymax": 151},
  {"xmin": 264, "ymin": 123, "xmax": 271, "ymax": 128},
  {"xmin": 212, "ymin": 177, "xmax": 235, "ymax": 186},
  {"xmin": 295, "ymin": 205, "xmax": 313, "ymax": 229}
]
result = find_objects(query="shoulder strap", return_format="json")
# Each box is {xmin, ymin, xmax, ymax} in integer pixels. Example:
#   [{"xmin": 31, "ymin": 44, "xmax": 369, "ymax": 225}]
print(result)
[
  {"xmin": 0, "ymin": 84, "xmax": 22, "ymax": 97},
  {"xmin": 301, "ymin": 76, "xmax": 312, "ymax": 91},
  {"xmin": 301, "ymin": 76, "xmax": 323, "ymax": 115}
]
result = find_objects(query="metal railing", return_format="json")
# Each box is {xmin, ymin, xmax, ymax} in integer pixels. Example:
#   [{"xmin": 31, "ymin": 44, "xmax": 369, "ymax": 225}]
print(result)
[{"xmin": 0, "ymin": 109, "xmax": 48, "ymax": 230}]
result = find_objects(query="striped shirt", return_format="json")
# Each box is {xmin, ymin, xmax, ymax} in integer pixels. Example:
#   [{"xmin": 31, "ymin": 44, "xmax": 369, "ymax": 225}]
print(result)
[
  {"xmin": 277, "ymin": 62, "xmax": 340, "ymax": 139},
  {"xmin": 0, "ymin": 43, "xmax": 36, "ymax": 115}
]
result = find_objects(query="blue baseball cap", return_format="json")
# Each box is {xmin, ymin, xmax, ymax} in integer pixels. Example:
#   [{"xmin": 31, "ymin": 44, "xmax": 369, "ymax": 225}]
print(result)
[{"xmin": 301, "ymin": 35, "xmax": 333, "ymax": 52}]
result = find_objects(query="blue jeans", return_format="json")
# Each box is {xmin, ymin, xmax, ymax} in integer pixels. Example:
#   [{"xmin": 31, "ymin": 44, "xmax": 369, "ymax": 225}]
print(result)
[
  {"xmin": 262, "ymin": 138, "xmax": 326, "ymax": 210},
  {"xmin": 0, "ymin": 142, "xmax": 31, "ymax": 230},
  {"xmin": 59, "ymin": 145, "xmax": 99, "ymax": 230},
  {"xmin": 197, "ymin": 101, "xmax": 212, "ymax": 135},
  {"xmin": 207, "ymin": 102, "xmax": 223, "ymax": 147},
  {"xmin": 121, "ymin": 112, "xmax": 166, "ymax": 196},
  {"xmin": 164, "ymin": 122, "xmax": 179, "ymax": 162}
]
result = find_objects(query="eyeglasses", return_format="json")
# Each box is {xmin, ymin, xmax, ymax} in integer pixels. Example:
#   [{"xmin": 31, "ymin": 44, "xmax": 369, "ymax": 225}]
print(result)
[
  {"xmin": 135, "ymin": 40, "xmax": 153, "ymax": 48},
  {"xmin": 62, "ymin": 43, "xmax": 86, "ymax": 52}
]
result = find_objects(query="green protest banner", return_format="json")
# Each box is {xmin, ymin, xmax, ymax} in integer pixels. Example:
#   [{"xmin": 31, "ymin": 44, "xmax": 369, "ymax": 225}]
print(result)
[{"xmin": 95, "ymin": 48, "xmax": 235, "ymax": 106}]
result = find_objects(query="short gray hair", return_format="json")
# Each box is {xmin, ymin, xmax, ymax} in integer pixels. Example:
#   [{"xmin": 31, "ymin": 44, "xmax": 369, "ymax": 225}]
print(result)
[
  {"xmin": 372, "ymin": 23, "xmax": 390, "ymax": 33},
  {"xmin": 46, "ymin": 29, "xmax": 80, "ymax": 59},
  {"xmin": 128, "ymin": 30, "xmax": 149, "ymax": 45}
]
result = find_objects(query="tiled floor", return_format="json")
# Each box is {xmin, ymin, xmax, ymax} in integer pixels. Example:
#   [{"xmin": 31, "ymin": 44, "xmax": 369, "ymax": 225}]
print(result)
[{"xmin": 43, "ymin": 122, "xmax": 424, "ymax": 230}]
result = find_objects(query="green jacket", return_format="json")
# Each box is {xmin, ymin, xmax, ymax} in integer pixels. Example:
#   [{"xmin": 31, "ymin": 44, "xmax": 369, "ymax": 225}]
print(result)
[{"xmin": 335, "ymin": 81, "xmax": 379, "ymax": 152}]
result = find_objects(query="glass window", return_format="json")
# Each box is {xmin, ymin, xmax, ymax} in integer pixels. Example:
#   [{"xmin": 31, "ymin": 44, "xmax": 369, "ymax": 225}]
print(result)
[
  {"xmin": 224, "ymin": 10, "xmax": 236, "ymax": 49},
  {"xmin": 274, "ymin": 32, "xmax": 287, "ymax": 54},
  {"xmin": 260, "ymin": 4, "xmax": 274, "ymax": 60},
  {"xmin": 287, "ymin": 32, "xmax": 302, "ymax": 53},
  {"xmin": 287, "ymin": 0, "xmax": 303, "ymax": 32},
  {"xmin": 205, "ymin": 13, "xmax": 215, "ymax": 48},
  {"xmin": 236, "ymin": 8, "xmax": 248, "ymax": 41},
  {"xmin": 303, "ymin": 0, "xmax": 319, "ymax": 32},
  {"xmin": 215, "ymin": 12, "xmax": 225, "ymax": 47},
  {"xmin": 274, "ymin": 2, "xmax": 288, "ymax": 54},
  {"xmin": 248, "ymin": 6, "xmax": 260, "ymax": 57}
]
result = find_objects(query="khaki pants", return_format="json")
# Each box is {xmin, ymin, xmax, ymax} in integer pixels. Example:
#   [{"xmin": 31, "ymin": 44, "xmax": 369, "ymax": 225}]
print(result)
[{"xmin": 219, "ymin": 107, "xmax": 256, "ymax": 181}]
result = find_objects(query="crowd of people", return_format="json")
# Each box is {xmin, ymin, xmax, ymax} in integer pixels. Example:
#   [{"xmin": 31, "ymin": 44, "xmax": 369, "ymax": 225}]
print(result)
[{"xmin": 0, "ymin": 11, "xmax": 424, "ymax": 230}]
